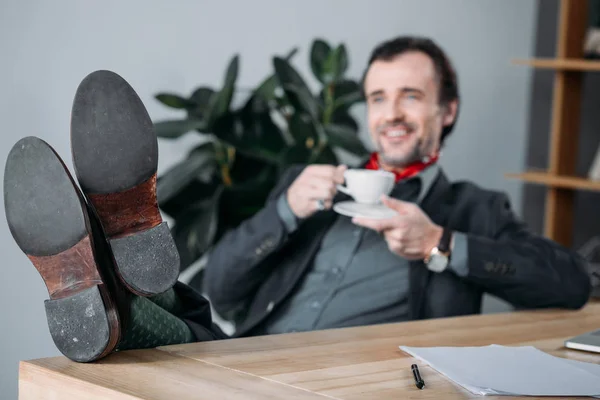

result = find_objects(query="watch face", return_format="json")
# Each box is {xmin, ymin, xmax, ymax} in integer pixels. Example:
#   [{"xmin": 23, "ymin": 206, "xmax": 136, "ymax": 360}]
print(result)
[{"xmin": 427, "ymin": 252, "xmax": 448, "ymax": 272}]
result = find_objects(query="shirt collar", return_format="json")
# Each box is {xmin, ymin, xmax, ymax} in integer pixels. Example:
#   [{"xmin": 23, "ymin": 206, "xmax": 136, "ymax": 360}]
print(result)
[{"xmin": 405, "ymin": 163, "xmax": 441, "ymax": 204}]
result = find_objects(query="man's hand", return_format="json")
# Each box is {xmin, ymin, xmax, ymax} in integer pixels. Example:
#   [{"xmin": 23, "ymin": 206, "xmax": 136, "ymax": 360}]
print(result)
[
  {"xmin": 287, "ymin": 164, "xmax": 347, "ymax": 219},
  {"xmin": 352, "ymin": 195, "xmax": 443, "ymax": 260}
]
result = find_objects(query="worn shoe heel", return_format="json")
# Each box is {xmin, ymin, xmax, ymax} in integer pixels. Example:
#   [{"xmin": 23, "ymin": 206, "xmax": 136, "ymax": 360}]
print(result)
[
  {"xmin": 4, "ymin": 137, "xmax": 120, "ymax": 362},
  {"xmin": 70, "ymin": 70, "xmax": 179, "ymax": 296}
]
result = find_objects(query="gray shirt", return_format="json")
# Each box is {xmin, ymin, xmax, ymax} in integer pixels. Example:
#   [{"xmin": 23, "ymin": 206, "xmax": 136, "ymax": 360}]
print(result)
[{"xmin": 264, "ymin": 165, "xmax": 468, "ymax": 334}]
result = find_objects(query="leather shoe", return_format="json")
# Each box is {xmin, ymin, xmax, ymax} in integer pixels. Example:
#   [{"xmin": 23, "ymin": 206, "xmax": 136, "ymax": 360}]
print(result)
[
  {"xmin": 4, "ymin": 137, "xmax": 129, "ymax": 362},
  {"xmin": 70, "ymin": 70, "xmax": 180, "ymax": 297}
]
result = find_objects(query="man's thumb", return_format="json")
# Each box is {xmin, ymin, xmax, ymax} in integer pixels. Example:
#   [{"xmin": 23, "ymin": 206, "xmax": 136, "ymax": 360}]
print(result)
[{"xmin": 335, "ymin": 164, "xmax": 347, "ymax": 182}]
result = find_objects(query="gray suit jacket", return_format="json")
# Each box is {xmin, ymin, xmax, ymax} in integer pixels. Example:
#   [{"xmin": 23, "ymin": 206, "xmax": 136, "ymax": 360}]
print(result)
[{"xmin": 203, "ymin": 165, "xmax": 591, "ymax": 337}]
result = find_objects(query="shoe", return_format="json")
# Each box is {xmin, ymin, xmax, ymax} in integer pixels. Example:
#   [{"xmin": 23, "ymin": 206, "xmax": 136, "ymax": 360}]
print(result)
[
  {"xmin": 4, "ymin": 137, "xmax": 126, "ymax": 362},
  {"xmin": 70, "ymin": 70, "xmax": 180, "ymax": 297}
]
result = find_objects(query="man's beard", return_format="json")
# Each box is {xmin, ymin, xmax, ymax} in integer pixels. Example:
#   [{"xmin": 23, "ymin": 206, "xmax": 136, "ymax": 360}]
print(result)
[
  {"xmin": 377, "ymin": 138, "xmax": 423, "ymax": 168},
  {"xmin": 376, "ymin": 125, "xmax": 438, "ymax": 168},
  {"xmin": 375, "ymin": 121, "xmax": 421, "ymax": 168}
]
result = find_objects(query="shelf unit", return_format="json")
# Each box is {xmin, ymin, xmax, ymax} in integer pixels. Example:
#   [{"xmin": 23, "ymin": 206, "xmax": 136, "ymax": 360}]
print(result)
[
  {"xmin": 512, "ymin": 57, "xmax": 600, "ymax": 71},
  {"xmin": 506, "ymin": 0, "xmax": 597, "ymax": 247}
]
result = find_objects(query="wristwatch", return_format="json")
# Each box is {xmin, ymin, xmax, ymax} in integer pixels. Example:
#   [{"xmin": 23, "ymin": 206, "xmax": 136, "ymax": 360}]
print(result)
[{"xmin": 424, "ymin": 227, "xmax": 453, "ymax": 272}]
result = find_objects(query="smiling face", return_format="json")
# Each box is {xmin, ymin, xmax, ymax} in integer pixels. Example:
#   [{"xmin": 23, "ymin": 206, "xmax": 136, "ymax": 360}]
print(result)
[{"xmin": 364, "ymin": 51, "xmax": 457, "ymax": 169}]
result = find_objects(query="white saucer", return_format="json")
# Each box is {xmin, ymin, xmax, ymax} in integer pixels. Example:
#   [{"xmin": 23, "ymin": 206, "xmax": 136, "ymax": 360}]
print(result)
[{"xmin": 333, "ymin": 201, "xmax": 398, "ymax": 219}]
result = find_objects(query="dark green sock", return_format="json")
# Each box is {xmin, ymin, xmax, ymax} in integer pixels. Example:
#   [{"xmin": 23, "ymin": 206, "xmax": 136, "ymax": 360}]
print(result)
[
  {"xmin": 148, "ymin": 288, "xmax": 182, "ymax": 315},
  {"xmin": 116, "ymin": 295, "xmax": 195, "ymax": 351}
]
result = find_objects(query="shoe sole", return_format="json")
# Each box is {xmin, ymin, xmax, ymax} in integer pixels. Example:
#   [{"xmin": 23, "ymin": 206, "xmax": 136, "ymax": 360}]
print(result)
[
  {"xmin": 4, "ymin": 137, "xmax": 120, "ymax": 362},
  {"xmin": 70, "ymin": 70, "xmax": 180, "ymax": 296}
]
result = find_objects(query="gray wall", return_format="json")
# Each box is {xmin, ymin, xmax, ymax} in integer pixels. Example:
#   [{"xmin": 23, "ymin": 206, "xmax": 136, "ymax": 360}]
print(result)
[
  {"xmin": 522, "ymin": 0, "xmax": 600, "ymax": 250},
  {"xmin": 0, "ymin": 0, "xmax": 536, "ymax": 397}
]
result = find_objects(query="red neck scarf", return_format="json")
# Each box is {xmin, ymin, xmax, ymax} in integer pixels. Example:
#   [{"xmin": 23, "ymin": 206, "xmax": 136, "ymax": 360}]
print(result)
[{"xmin": 365, "ymin": 152, "xmax": 439, "ymax": 182}]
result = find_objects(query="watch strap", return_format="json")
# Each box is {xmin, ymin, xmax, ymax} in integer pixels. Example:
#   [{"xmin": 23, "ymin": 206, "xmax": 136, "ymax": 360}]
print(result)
[{"xmin": 438, "ymin": 227, "xmax": 452, "ymax": 253}]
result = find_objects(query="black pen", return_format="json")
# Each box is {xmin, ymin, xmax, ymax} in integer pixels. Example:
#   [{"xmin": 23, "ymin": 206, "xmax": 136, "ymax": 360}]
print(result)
[{"xmin": 411, "ymin": 363, "xmax": 425, "ymax": 389}]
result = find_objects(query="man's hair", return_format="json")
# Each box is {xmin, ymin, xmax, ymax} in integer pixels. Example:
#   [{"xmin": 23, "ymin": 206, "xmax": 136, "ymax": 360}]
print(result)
[{"xmin": 363, "ymin": 36, "xmax": 460, "ymax": 144}]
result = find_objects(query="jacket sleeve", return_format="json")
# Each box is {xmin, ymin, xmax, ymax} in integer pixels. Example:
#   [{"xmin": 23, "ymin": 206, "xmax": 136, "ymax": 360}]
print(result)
[
  {"xmin": 457, "ymin": 192, "xmax": 591, "ymax": 310},
  {"xmin": 202, "ymin": 166, "xmax": 305, "ymax": 320}
]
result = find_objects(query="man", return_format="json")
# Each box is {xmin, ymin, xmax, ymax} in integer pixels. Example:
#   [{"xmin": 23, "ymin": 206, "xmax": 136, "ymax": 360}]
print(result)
[
  {"xmin": 4, "ymin": 70, "xmax": 226, "ymax": 363},
  {"xmin": 203, "ymin": 36, "xmax": 592, "ymax": 337}
]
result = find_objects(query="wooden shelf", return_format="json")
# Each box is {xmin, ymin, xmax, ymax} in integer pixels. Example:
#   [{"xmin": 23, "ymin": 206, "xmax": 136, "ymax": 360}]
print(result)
[
  {"xmin": 507, "ymin": 1, "xmax": 590, "ymax": 247},
  {"xmin": 512, "ymin": 57, "xmax": 600, "ymax": 71},
  {"xmin": 505, "ymin": 171, "xmax": 600, "ymax": 192}
]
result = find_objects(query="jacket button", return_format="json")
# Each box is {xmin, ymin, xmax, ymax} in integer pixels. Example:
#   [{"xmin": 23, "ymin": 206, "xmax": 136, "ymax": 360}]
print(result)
[
  {"xmin": 262, "ymin": 236, "xmax": 275, "ymax": 248},
  {"xmin": 499, "ymin": 264, "xmax": 508, "ymax": 275},
  {"xmin": 484, "ymin": 262, "xmax": 494, "ymax": 272},
  {"xmin": 266, "ymin": 301, "xmax": 274, "ymax": 313}
]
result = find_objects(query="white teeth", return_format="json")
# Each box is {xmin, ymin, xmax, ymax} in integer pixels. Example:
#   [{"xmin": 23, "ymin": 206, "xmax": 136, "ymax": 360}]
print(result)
[{"xmin": 386, "ymin": 130, "xmax": 407, "ymax": 137}]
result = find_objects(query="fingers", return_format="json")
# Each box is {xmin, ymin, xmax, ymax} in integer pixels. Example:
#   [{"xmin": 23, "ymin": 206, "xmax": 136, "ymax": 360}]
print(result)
[
  {"xmin": 304, "ymin": 185, "xmax": 336, "ymax": 202},
  {"xmin": 313, "ymin": 199, "xmax": 333, "ymax": 211},
  {"xmin": 299, "ymin": 195, "xmax": 333, "ymax": 212},
  {"xmin": 351, "ymin": 216, "xmax": 397, "ymax": 232},
  {"xmin": 381, "ymin": 195, "xmax": 410, "ymax": 213},
  {"xmin": 305, "ymin": 164, "xmax": 347, "ymax": 184},
  {"xmin": 382, "ymin": 235, "xmax": 423, "ymax": 260},
  {"xmin": 298, "ymin": 164, "xmax": 347, "ymax": 199},
  {"xmin": 287, "ymin": 164, "xmax": 347, "ymax": 218},
  {"xmin": 309, "ymin": 177, "xmax": 337, "ymax": 195},
  {"xmin": 385, "ymin": 228, "xmax": 404, "ymax": 242},
  {"xmin": 334, "ymin": 164, "xmax": 347, "ymax": 184}
]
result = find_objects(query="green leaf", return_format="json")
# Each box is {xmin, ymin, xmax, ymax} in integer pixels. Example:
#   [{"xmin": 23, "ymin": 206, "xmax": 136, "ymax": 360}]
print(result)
[
  {"xmin": 153, "ymin": 119, "xmax": 207, "ymax": 139},
  {"xmin": 239, "ymin": 96, "xmax": 287, "ymax": 155},
  {"xmin": 221, "ymin": 165, "xmax": 277, "ymax": 221},
  {"xmin": 287, "ymin": 113, "xmax": 319, "ymax": 146},
  {"xmin": 324, "ymin": 124, "xmax": 369, "ymax": 156},
  {"xmin": 314, "ymin": 145, "xmax": 339, "ymax": 165},
  {"xmin": 336, "ymin": 44, "xmax": 349, "ymax": 78},
  {"xmin": 273, "ymin": 57, "xmax": 320, "ymax": 119},
  {"xmin": 212, "ymin": 112, "xmax": 282, "ymax": 164},
  {"xmin": 187, "ymin": 87, "xmax": 215, "ymax": 118},
  {"xmin": 171, "ymin": 186, "xmax": 223, "ymax": 268},
  {"xmin": 228, "ymin": 151, "xmax": 272, "ymax": 186},
  {"xmin": 156, "ymin": 141, "xmax": 217, "ymax": 205},
  {"xmin": 285, "ymin": 112, "xmax": 328, "ymax": 165},
  {"xmin": 278, "ymin": 113, "xmax": 320, "ymax": 168},
  {"xmin": 254, "ymin": 47, "xmax": 298, "ymax": 102},
  {"xmin": 334, "ymin": 80, "xmax": 363, "ymax": 109},
  {"xmin": 310, "ymin": 39, "xmax": 332, "ymax": 84},
  {"xmin": 284, "ymin": 84, "xmax": 322, "ymax": 120},
  {"xmin": 322, "ymin": 44, "xmax": 349, "ymax": 84},
  {"xmin": 319, "ymin": 80, "xmax": 363, "ymax": 111},
  {"xmin": 205, "ymin": 55, "xmax": 239, "ymax": 127},
  {"xmin": 330, "ymin": 108, "xmax": 359, "ymax": 132},
  {"xmin": 334, "ymin": 90, "xmax": 363, "ymax": 110},
  {"xmin": 190, "ymin": 87, "xmax": 215, "ymax": 105},
  {"xmin": 196, "ymin": 163, "xmax": 278, "ymax": 246},
  {"xmin": 254, "ymin": 75, "xmax": 278, "ymax": 103},
  {"xmin": 285, "ymin": 47, "xmax": 299, "ymax": 60},
  {"xmin": 155, "ymin": 93, "xmax": 194, "ymax": 109},
  {"xmin": 278, "ymin": 143, "xmax": 312, "ymax": 171}
]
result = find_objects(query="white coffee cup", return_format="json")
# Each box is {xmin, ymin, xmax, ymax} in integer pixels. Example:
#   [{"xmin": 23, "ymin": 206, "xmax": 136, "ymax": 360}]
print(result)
[{"xmin": 336, "ymin": 169, "xmax": 395, "ymax": 204}]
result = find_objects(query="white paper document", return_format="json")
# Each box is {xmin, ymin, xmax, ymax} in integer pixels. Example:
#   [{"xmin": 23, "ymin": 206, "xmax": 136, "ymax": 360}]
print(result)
[{"xmin": 399, "ymin": 344, "xmax": 600, "ymax": 396}]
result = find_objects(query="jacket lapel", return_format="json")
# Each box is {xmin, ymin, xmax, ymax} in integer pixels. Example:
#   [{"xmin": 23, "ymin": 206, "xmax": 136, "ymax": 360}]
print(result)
[{"xmin": 408, "ymin": 170, "xmax": 452, "ymax": 319}]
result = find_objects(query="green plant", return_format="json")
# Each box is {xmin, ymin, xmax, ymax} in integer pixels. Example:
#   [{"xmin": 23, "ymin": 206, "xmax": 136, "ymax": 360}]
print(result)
[{"xmin": 154, "ymin": 38, "xmax": 370, "ymax": 270}]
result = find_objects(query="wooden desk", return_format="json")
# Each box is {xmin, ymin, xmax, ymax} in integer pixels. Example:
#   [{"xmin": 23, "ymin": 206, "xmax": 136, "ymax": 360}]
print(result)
[{"xmin": 19, "ymin": 303, "xmax": 600, "ymax": 399}]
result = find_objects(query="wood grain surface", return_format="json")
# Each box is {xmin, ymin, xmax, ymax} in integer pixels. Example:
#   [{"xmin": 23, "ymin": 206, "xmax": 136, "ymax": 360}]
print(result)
[{"xmin": 19, "ymin": 303, "xmax": 600, "ymax": 399}]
